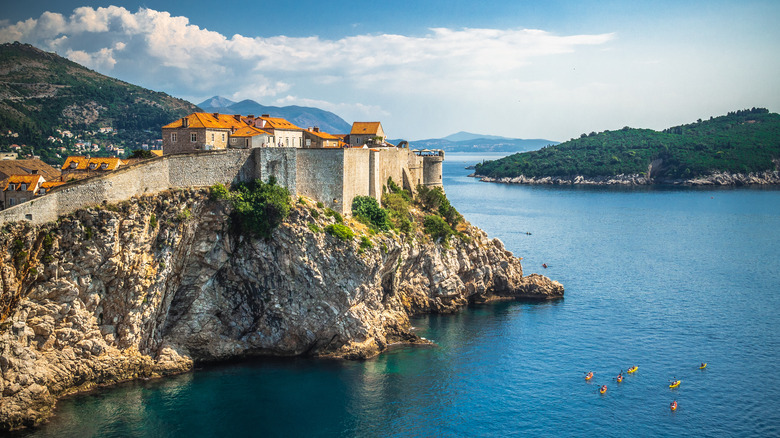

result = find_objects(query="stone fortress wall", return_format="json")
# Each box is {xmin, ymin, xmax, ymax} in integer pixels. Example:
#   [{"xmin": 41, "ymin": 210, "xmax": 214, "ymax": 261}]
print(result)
[{"xmin": 0, "ymin": 147, "xmax": 444, "ymax": 225}]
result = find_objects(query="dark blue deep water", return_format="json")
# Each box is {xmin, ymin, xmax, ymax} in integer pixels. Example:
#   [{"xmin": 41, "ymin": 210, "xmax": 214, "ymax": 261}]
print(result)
[{"xmin": 17, "ymin": 153, "xmax": 780, "ymax": 437}]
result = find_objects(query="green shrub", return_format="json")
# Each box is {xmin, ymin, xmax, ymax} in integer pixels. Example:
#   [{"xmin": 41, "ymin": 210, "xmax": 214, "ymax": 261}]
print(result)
[
  {"xmin": 316, "ymin": 201, "xmax": 324, "ymax": 208},
  {"xmin": 352, "ymin": 196, "xmax": 390, "ymax": 231},
  {"xmin": 325, "ymin": 223, "xmax": 354, "ymax": 241},
  {"xmin": 308, "ymin": 223, "xmax": 321, "ymax": 233},
  {"xmin": 386, "ymin": 177, "xmax": 412, "ymax": 202},
  {"xmin": 310, "ymin": 208, "xmax": 320, "ymax": 219},
  {"xmin": 423, "ymin": 215, "xmax": 454, "ymax": 245},
  {"xmin": 228, "ymin": 177, "xmax": 292, "ymax": 238},
  {"xmin": 149, "ymin": 213, "xmax": 158, "ymax": 229},
  {"xmin": 210, "ymin": 183, "xmax": 230, "ymax": 200},
  {"xmin": 382, "ymin": 192, "xmax": 413, "ymax": 233},
  {"xmin": 359, "ymin": 235, "xmax": 373, "ymax": 252},
  {"xmin": 416, "ymin": 185, "xmax": 462, "ymax": 227},
  {"xmin": 324, "ymin": 208, "xmax": 343, "ymax": 223},
  {"xmin": 298, "ymin": 196, "xmax": 306, "ymax": 205},
  {"xmin": 176, "ymin": 208, "xmax": 192, "ymax": 222}
]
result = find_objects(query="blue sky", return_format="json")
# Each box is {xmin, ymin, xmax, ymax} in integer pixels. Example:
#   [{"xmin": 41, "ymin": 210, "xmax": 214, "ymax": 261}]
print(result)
[{"xmin": 1, "ymin": 1, "xmax": 779, "ymax": 140}]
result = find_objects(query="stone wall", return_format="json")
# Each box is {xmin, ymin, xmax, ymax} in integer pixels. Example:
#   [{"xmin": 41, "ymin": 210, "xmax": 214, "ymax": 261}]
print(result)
[{"xmin": 0, "ymin": 147, "xmax": 444, "ymax": 224}]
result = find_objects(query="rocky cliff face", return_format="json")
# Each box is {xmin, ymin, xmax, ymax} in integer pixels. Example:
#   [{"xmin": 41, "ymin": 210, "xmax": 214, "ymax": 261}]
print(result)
[
  {"xmin": 473, "ymin": 168, "xmax": 780, "ymax": 186},
  {"xmin": 0, "ymin": 189, "xmax": 562, "ymax": 431}
]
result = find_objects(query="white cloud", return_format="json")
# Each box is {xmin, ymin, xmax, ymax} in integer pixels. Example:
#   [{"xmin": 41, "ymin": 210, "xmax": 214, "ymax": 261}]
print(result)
[{"xmin": 0, "ymin": 6, "xmax": 620, "ymax": 138}]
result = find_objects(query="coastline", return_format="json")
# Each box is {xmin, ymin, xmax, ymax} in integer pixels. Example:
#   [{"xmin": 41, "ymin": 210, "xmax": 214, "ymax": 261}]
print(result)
[{"xmin": 470, "ymin": 169, "xmax": 780, "ymax": 186}]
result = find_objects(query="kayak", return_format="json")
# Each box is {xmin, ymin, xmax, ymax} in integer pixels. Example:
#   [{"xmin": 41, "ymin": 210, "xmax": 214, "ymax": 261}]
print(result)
[
  {"xmin": 599, "ymin": 385, "xmax": 607, "ymax": 394},
  {"xmin": 669, "ymin": 380, "xmax": 681, "ymax": 388},
  {"xmin": 627, "ymin": 366, "xmax": 638, "ymax": 374},
  {"xmin": 699, "ymin": 363, "xmax": 708, "ymax": 369},
  {"xmin": 617, "ymin": 374, "xmax": 624, "ymax": 383},
  {"xmin": 585, "ymin": 372, "xmax": 593, "ymax": 381},
  {"xmin": 670, "ymin": 401, "xmax": 678, "ymax": 411}
]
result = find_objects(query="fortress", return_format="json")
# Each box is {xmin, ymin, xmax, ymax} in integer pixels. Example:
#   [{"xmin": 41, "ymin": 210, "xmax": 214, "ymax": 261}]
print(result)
[{"xmin": 0, "ymin": 139, "xmax": 444, "ymax": 226}]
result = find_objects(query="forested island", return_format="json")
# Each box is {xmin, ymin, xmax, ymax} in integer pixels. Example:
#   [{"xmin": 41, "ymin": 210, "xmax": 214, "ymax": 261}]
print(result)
[{"xmin": 473, "ymin": 108, "xmax": 780, "ymax": 185}]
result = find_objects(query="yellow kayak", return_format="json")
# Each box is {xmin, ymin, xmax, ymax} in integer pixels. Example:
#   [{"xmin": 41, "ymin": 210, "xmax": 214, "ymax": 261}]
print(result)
[
  {"xmin": 669, "ymin": 380, "xmax": 681, "ymax": 388},
  {"xmin": 627, "ymin": 366, "xmax": 638, "ymax": 374},
  {"xmin": 699, "ymin": 363, "xmax": 708, "ymax": 370}
]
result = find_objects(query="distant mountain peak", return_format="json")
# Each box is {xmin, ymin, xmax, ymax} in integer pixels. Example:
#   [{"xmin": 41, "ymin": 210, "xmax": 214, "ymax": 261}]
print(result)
[
  {"xmin": 198, "ymin": 96, "xmax": 236, "ymax": 109},
  {"xmin": 443, "ymin": 131, "xmax": 514, "ymax": 142}
]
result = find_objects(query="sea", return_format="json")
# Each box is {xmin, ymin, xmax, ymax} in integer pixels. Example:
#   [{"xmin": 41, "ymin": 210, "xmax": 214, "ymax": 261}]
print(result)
[{"xmin": 14, "ymin": 152, "xmax": 780, "ymax": 437}]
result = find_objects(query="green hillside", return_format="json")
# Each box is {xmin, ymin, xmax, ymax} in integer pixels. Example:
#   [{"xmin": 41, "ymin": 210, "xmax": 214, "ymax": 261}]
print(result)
[
  {"xmin": 474, "ymin": 108, "xmax": 780, "ymax": 180},
  {"xmin": 0, "ymin": 42, "xmax": 200, "ymax": 164}
]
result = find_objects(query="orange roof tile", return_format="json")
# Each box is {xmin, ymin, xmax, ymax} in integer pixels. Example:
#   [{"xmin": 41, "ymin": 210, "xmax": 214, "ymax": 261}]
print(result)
[
  {"xmin": 62, "ymin": 156, "xmax": 125, "ymax": 171},
  {"xmin": 4, "ymin": 174, "xmax": 43, "ymax": 191},
  {"xmin": 162, "ymin": 113, "xmax": 249, "ymax": 130},
  {"xmin": 350, "ymin": 122, "xmax": 383, "ymax": 136},
  {"xmin": 231, "ymin": 126, "xmax": 270, "ymax": 137},
  {"xmin": 306, "ymin": 129, "xmax": 340, "ymax": 140},
  {"xmin": 254, "ymin": 116, "xmax": 302, "ymax": 131},
  {"xmin": 150, "ymin": 150, "xmax": 163, "ymax": 157},
  {"xmin": 41, "ymin": 181, "xmax": 65, "ymax": 189}
]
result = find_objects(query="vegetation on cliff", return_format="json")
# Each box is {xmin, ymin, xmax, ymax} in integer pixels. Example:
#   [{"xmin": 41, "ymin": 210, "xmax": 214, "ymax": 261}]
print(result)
[
  {"xmin": 210, "ymin": 178, "xmax": 292, "ymax": 238},
  {"xmin": 474, "ymin": 108, "xmax": 780, "ymax": 180}
]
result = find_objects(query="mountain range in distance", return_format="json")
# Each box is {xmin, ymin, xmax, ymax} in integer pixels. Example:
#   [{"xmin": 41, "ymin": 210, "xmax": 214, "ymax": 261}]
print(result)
[{"xmin": 201, "ymin": 96, "xmax": 557, "ymax": 153}]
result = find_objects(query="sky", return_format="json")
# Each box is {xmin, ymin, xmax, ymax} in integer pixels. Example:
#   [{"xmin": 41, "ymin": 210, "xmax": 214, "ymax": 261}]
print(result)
[{"xmin": 1, "ymin": 1, "xmax": 779, "ymax": 141}]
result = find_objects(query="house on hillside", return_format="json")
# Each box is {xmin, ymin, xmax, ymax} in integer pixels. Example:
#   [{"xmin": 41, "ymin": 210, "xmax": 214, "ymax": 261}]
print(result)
[
  {"xmin": 162, "ymin": 113, "xmax": 249, "ymax": 154},
  {"xmin": 3, "ymin": 174, "xmax": 44, "ymax": 208},
  {"xmin": 349, "ymin": 122, "xmax": 387, "ymax": 147},
  {"xmin": 303, "ymin": 127, "xmax": 342, "ymax": 148},
  {"xmin": 61, "ymin": 156, "xmax": 125, "ymax": 180},
  {"xmin": 245, "ymin": 114, "xmax": 304, "ymax": 148}
]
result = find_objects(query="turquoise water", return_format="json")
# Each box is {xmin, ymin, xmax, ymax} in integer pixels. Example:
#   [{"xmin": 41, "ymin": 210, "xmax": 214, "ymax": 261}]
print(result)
[{"xmin": 16, "ymin": 153, "xmax": 780, "ymax": 437}]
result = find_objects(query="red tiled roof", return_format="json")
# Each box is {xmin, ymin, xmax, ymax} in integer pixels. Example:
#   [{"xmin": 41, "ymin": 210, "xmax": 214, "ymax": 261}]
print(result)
[
  {"xmin": 62, "ymin": 156, "xmax": 125, "ymax": 171},
  {"xmin": 4, "ymin": 174, "xmax": 43, "ymax": 192},
  {"xmin": 162, "ymin": 113, "xmax": 249, "ymax": 130},
  {"xmin": 350, "ymin": 122, "xmax": 382, "ymax": 136}
]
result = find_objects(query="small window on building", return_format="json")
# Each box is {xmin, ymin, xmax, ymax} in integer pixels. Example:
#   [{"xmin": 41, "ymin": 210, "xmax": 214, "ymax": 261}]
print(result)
[
  {"xmin": 101, "ymin": 163, "xmax": 108, "ymax": 170},
  {"xmin": 222, "ymin": 133, "xmax": 226, "ymax": 142},
  {"xmin": 89, "ymin": 163, "xmax": 97, "ymax": 170},
  {"xmin": 285, "ymin": 138, "xmax": 289, "ymax": 146},
  {"xmin": 70, "ymin": 162, "xmax": 77, "ymax": 169},
  {"xmin": 211, "ymin": 133, "xmax": 215, "ymax": 142},
  {"xmin": 39, "ymin": 188, "xmax": 46, "ymax": 194},
  {"xmin": 171, "ymin": 133, "xmax": 177, "ymax": 142},
  {"xmin": 230, "ymin": 138, "xmax": 237, "ymax": 144},
  {"xmin": 8, "ymin": 184, "xmax": 15, "ymax": 191},
  {"xmin": 306, "ymin": 139, "xmax": 311, "ymax": 147},
  {"xmin": 20, "ymin": 183, "xmax": 27, "ymax": 190},
  {"xmin": 8, "ymin": 198, "xmax": 15, "ymax": 206},
  {"xmin": 191, "ymin": 133, "xmax": 197, "ymax": 142}
]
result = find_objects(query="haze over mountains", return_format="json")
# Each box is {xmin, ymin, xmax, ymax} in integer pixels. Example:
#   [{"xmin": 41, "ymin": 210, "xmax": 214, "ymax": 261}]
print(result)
[{"xmin": 200, "ymin": 95, "xmax": 558, "ymax": 152}]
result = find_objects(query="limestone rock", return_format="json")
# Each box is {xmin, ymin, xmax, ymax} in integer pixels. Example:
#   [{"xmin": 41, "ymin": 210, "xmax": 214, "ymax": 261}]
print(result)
[{"xmin": 0, "ymin": 188, "xmax": 562, "ymax": 431}]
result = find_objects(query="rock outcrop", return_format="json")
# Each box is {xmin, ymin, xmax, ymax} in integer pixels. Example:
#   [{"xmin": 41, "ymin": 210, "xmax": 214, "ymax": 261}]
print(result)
[
  {"xmin": 0, "ymin": 189, "xmax": 562, "ymax": 431},
  {"xmin": 473, "ymin": 168, "xmax": 780, "ymax": 186}
]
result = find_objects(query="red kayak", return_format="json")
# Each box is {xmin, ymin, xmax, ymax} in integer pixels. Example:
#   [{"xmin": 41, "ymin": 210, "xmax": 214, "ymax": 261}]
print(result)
[{"xmin": 670, "ymin": 401, "xmax": 678, "ymax": 411}]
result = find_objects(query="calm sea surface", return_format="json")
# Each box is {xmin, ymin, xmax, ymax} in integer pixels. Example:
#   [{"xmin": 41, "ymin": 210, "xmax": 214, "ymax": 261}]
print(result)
[{"xmin": 16, "ymin": 152, "xmax": 780, "ymax": 437}]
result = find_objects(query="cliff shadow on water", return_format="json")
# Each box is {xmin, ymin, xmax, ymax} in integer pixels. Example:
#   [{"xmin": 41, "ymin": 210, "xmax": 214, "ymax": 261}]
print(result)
[{"xmin": 0, "ymin": 187, "xmax": 562, "ymax": 431}]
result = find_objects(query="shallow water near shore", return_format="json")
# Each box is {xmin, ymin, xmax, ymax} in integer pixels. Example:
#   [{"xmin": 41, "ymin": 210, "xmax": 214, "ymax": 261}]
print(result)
[{"xmin": 16, "ymin": 152, "xmax": 780, "ymax": 437}]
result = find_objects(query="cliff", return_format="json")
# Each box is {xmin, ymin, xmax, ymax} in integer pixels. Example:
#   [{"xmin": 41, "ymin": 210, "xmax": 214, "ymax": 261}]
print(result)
[
  {"xmin": 473, "ymin": 167, "xmax": 780, "ymax": 186},
  {"xmin": 0, "ymin": 189, "xmax": 562, "ymax": 431}
]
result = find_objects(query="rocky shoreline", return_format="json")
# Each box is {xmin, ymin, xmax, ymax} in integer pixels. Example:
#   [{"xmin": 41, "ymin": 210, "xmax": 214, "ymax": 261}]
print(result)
[
  {"xmin": 471, "ymin": 169, "xmax": 780, "ymax": 186},
  {"xmin": 0, "ymin": 189, "xmax": 562, "ymax": 431}
]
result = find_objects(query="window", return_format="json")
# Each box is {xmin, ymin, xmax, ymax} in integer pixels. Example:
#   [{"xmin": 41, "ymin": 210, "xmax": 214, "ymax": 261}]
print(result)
[
  {"xmin": 8, "ymin": 184, "xmax": 15, "ymax": 191},
  {"xmin": 230, "ymin": 138, "xmax": 237, "ymax": 144},
  {"xmin": 285, "ymin": 137, "xmax": 289, "ymax": 146},
  {"xmin": 70, "ymin": 162, "xmax": 77, "ymax": 169},
  {"xmin": 305, "ymin": 139, "xmax": 311, "ymax": 147},
  {"xmin": 211, "ymin": 133, "xmax": 215, "ymax": 142},
  {"xmin": 191, "ymin": 133, "xmax": 197, "ymax": 142},
  {"xmin": 8, "ymin": 198, "xmax": 15, "ymax": 206},
  {"xmin": 89, "ymin": 163, "xmax": 97, "ymax": 170},
  {"xmin": 171, "ymin": 133, "xmax": 177, "ymax": 142},
  {"xmin": 20, "ymin": 184, "xmax": 26, "ymax": 191},
  {"xmin": 222, "ymin": 133, "xmax": 226, "ymax": 142},
  {"xmin": 100, "ymin": 163, "xmax": 108, "ymax": 170},
  {"xmin": 39, "ymin": 188, "xmax": 46, "ymax": 194}
]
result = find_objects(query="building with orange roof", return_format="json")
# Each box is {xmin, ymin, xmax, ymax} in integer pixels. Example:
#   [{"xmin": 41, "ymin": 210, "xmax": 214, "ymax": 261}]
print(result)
[
  {"xmin": 303, "ymin": 127, "xmax": 342, "ymax": 148},
  {"xmin": 349, "ymin": 122, "xmax": 386, "ymax": 147},
  {"xmin": 228, "ymin": 125, "xmax": 272, "ymax": 149},
  {"xmin": 3, "ymin": 174, "xmax": 44, "ymax": 208},
  {"xmin": 245, "ymin": 114, "xmax": 304, "ymax": 148},
  {"xmin": 61, "ymin": 156, "xmax": 126, "ymax": 180},
  {"xmin": 38, "ymin": 181, "xmax": 65, "ymax": 195},
  {"xmin": 162, "ymin": 112, "xmax": 250, "ymax": 155}
]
